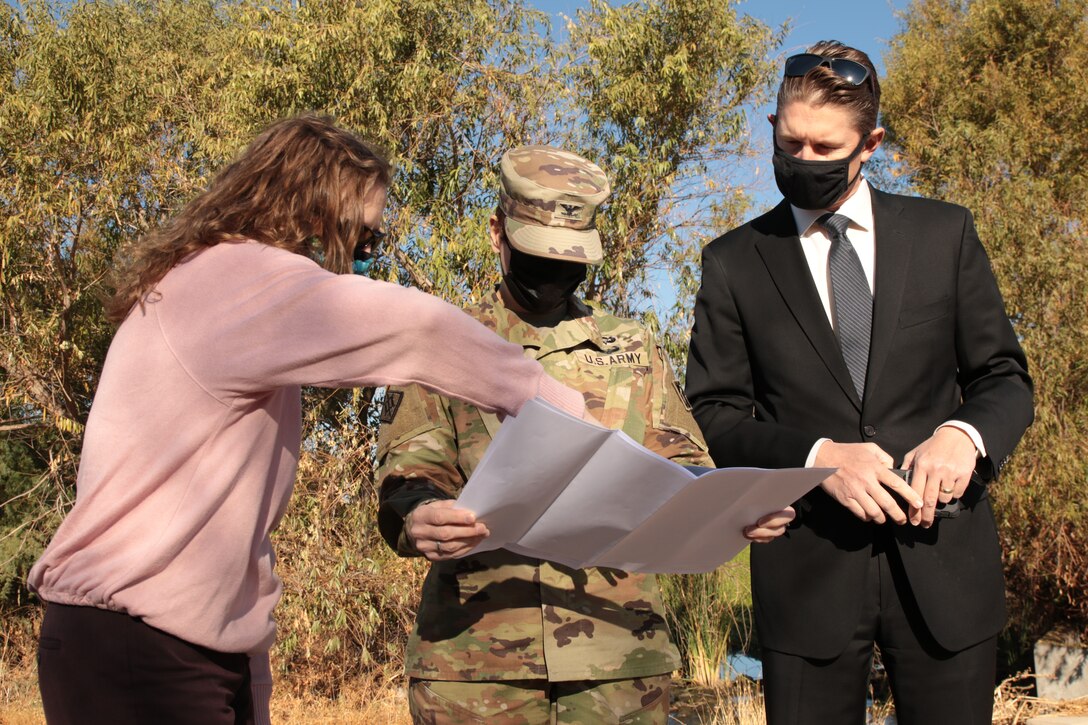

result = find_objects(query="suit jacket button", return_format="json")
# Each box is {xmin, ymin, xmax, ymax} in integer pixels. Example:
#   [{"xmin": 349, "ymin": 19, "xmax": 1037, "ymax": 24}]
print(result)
[{"xmin": 863, "ymin": 425, "xmax": 877, "ymax": 437}]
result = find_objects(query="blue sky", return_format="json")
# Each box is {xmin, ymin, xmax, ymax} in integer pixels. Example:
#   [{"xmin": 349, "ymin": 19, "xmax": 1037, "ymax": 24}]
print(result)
[
  {"xmin": 738, "ymin": 0, "xmax": 908, "ymax": 73},
  {"xmin": 532, "ymin": 0, "xmax": 910, "ymax": 211},
  {"xmin": 528, "ymin": 0, "xmax": 911, "ymax": 314},
  {"xmin": 532, "ymin": 0, "xmax": 907, "ymax": 73},
  {"xmin": 724, "ymin": 0, "xmax": 910, "ymax": 208}
]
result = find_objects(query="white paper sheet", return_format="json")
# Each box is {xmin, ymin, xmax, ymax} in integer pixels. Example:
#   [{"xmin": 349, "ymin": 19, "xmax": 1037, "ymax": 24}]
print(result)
[{"xmin": 456, "ymin": 398, "xmax": 831, "ymax": 573}]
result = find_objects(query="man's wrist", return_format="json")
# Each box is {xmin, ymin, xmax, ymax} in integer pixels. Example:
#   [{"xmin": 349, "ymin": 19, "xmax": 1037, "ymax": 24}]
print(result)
[
  {"xmin": 806, "ymin": 438, "xmax": 831, "ymax": 468},
  {"xmin": 400, "ymin": 497, "xmax": 441, "ymax": 555},
  {"xmin": 936, "ymin": 421, "xmax": 985, "ymax": 459},
  {"xmin": 378, "ymin": 478, "xmax": 450, "ymax": 555}
]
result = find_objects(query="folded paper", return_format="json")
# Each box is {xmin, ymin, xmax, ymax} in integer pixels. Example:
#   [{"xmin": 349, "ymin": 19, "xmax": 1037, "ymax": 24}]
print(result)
[{"xmin": 457, "ymin": 398, "xmax": 830, "ymax": 573}]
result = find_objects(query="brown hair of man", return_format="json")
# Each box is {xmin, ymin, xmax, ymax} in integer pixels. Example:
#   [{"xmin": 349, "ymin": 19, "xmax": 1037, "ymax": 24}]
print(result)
[
  {"xmin": 776, "ymin": 40, "xmax": 882, "ymax": 137},
  {"xmin": 106, "ymin": 114, "xmax": 391, "ymax": 322}
]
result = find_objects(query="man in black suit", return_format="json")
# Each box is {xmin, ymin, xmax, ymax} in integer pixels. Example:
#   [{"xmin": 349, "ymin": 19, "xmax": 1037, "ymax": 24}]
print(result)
[{"xmin": 685, "ymin": 41, "xmax": 1034, "ymax": 725}]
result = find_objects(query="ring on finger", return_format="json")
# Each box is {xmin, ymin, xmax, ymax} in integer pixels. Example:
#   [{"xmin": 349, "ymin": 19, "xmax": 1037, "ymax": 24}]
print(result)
[
  {"xmin": 939, "ymin": 486, "xmax": 955, "ymax": 494},
  {"xmin": 435, "ymin": 540, "xmax": 443, "ymax": 554}
]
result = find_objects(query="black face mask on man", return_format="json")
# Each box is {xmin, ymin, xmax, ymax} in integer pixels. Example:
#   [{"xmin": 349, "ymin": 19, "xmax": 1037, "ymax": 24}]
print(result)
[
  {"xmin": 502, "ymin": 241, "xmax": 587, "ymax": 314},
  {"xmin": 772, "ymin": 132, "xmax": 869, "ymax": 210}
]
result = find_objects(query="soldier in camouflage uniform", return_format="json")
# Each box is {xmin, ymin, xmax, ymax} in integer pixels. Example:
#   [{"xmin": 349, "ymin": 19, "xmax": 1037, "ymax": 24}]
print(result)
[{"xmin": 376, "ymin": 146, "xmax": 793, "ymax": 724}]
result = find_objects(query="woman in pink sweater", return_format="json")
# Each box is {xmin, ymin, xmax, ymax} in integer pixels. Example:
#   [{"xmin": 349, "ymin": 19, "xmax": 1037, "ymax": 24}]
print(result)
[{"xmin": 27, "ymin": 115, "xmax": 588, "ymax": 725}]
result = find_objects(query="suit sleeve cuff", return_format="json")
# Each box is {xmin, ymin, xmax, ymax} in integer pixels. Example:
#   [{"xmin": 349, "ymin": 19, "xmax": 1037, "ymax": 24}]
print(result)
[{"xmin": 937, "ymin": 421, "xmax": 986, "ymax": 458}]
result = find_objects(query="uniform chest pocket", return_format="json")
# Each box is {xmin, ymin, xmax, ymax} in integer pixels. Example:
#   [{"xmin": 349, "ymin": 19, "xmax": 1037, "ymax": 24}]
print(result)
[
  {"xmin": 570, "ymin": 344, "xmax": 652, "ymax": 431},
  {"xmin": 601, "ymin": 363, "xmax": 653, "ymax": 432},
  {"xmin": 574, "ymin": 349, "xmax": 650, "ymax": 368},
  {"xmin": 898, "ymin": 297, "xmax": 951, "ymax": 329}
]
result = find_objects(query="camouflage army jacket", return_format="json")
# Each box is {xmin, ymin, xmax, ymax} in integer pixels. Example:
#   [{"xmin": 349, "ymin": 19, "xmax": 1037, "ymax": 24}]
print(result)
[{"xmin": 377, "ymin": 290, "xmax": 711, "ymax": 682}]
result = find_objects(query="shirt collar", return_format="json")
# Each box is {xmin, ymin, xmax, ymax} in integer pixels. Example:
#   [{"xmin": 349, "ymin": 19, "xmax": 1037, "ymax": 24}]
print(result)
[{"xmin": 790, "ymin": 177, "xmax": 875, "ymax": 238}]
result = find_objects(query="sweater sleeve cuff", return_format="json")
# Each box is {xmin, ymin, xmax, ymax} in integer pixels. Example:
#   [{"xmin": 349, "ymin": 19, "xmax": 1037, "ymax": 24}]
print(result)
[
  {"xmin": 535, "ymin": 374, "xmax": 587, "ymax": 420},
  {"xmin": 249, "ymin": 652, "xmax": 273, "ymax": 725}
]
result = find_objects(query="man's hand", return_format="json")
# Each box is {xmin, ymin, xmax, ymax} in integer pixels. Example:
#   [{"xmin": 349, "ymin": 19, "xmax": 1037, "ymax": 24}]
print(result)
[
  {"xmin": 815, "ymin": 441, "xmax": 924, "ymax": 524},
  {"xmin": 902, "ymin": 426, "xmax": 978, "ymax": 528},
  {"xmin": 744, "ymin": 507, "xmax": 796, "ymax": 543},
  {"xmin": 406, "ymin": 500, "xmax": 490, "ymax": 561}
]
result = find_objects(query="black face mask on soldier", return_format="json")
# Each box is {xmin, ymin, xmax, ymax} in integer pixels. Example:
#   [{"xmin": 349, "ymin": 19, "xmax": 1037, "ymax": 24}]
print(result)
[
  {"xmin": 502, "ymin": 242, "xmax": 587, "ymax": 314},
  {"xmin": 772, "ymin": 132, "xmax": 869, "ymax": 210}
]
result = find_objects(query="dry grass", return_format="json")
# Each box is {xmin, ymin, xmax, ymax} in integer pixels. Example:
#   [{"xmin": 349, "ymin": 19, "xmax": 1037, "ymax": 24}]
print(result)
[
  {"xmin": 992, "ymin": 673, "xmax": 1088, "ymax": 724},
  {"xmin": 8, "ymin": 663, "xmax": 1087, "ymax": 724},
  {"xmin": 0, "ymin": 656, "xmax": 41, "ymax": 725},
  {"xmin": 271, "ymin": 673, "xmax": 411, "ymax": 725},
  {"xmin": 672, "ymin": 678, "xmax": 767, "ymax": 724},
  {"xmin": 672, "ymin": 678, "xmax": 897, "ymax": 725},
  {"xmin": 661, "ymin": 555, "xmax": 756, "ymax": 689}
]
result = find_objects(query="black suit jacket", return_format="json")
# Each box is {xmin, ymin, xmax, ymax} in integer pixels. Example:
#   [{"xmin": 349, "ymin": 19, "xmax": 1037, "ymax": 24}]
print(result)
[{"xmin": 685, "ymin": 188, "xmax": 1033, "ymax": 658}]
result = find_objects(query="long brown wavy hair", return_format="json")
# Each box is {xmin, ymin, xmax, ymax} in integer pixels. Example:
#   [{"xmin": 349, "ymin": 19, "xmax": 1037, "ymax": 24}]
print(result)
[{"xmin": 106, "ymin": 114, "xmax": 391, "ymax": 322}]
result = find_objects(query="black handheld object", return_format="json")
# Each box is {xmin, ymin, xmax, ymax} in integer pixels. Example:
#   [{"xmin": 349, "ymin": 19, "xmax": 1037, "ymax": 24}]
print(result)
[{"xmin": 887, "ymin": 469, "xmax": 988, "ymax": 519}]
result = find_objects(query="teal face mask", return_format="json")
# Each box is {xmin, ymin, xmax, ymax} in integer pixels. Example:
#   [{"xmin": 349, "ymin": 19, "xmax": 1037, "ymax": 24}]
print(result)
[
  {"xmin": 352, "ymin": 227, "xmax": 385, "ymax": 276},
  {"xmin": 310, "ymin": 228, "xmax": 383, "ymax": 276},
  {"xmin": 310, "ymin": 250, "xmax": 375, "ymax": 275},
  {"xmin": 352, "ymin": 255, "xmax": 375, "ymax": 275}
]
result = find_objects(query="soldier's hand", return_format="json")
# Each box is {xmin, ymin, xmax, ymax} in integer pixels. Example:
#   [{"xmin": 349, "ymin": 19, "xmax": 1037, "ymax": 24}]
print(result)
[
  {"xmin": 407, "ymin": 500, "xmax": 490, "ymax": 561},
  {"xmin": 744, "ymin": 507, "xmax": 796, "ymax": 543}
]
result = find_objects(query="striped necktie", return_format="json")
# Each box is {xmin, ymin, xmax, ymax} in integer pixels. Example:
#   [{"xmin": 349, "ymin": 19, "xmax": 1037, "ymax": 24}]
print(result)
[{"xmin": 818, "ymin": 212, "xmax": 872, "ymax": 400}]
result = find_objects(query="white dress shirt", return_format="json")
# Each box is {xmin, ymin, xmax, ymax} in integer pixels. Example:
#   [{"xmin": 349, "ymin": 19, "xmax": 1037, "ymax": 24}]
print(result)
[
  {"xmin": 790, "ymin": 179, "xmax": 986, "ymax": 467},
  {"xmin": 791, "ymin": 176, "xmax": 878, "ymax": 319}
]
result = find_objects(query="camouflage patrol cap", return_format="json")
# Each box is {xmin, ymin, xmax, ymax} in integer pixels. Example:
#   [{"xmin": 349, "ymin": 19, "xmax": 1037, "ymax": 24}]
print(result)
[{"xmin": 499, "ymin": 145, "xmax": 611, "ymax": 264}]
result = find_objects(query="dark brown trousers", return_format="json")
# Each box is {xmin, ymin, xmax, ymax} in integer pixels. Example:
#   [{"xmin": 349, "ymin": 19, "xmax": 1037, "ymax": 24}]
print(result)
[{"xmin": 38, "ymin": 603, "xmax": 254, "ymax": 725}]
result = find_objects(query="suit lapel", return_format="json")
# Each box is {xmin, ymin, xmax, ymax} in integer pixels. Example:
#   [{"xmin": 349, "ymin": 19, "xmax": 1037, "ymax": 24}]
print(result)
[
  {"xmin": 754, "ymin": 202, "xmax": 861, "ymax": 410},
  {"xmin": 865, "ymin": 189, "xmax": 911, "ymax": 400}
]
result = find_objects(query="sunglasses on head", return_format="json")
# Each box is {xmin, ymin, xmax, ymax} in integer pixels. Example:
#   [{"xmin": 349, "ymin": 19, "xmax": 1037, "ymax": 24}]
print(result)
[{"xmin": 784, "ymin": 53, "xmax": 871, "ymax": 88}]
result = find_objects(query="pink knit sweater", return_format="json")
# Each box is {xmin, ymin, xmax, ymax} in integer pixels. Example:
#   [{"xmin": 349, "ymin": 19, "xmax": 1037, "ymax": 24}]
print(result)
[{"xmin": 28, "ymin": 241, "xmax": 586, "ymax": 719}]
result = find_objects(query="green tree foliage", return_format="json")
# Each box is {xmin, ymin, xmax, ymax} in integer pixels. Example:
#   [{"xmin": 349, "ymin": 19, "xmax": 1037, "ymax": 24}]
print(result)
[
  {"xmin": 560, "ymin": 0, "xmax": 783, "ymax": 366},
  {"xmin": 562, "ymin": 0, "xmax": 779, "ymax": 318},
  {"xmin": 1, "ymin": 0, "xmax": 778, "ymax": 690},
  {"xmin": 882, "ymin": 0, "xmax": 1088, "ymax": 651}
]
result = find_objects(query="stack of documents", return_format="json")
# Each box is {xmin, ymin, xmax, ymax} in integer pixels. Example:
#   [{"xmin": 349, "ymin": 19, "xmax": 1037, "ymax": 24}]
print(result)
[{"xmin": 457, "ymin": 399, "xmax": 830, "ymax": 573}]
